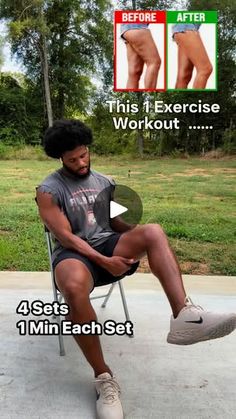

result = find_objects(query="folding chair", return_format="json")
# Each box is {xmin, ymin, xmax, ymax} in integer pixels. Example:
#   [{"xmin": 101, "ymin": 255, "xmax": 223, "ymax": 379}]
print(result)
[{"xmin": 44, "ymin": 226, "xmax": 133, "ymax": 356}]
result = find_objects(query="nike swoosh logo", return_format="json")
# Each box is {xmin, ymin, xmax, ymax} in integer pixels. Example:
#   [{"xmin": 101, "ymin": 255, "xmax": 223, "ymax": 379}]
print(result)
[{"xmin": 185, "ymin": 317, "xmax": 203, "ymax": 324}]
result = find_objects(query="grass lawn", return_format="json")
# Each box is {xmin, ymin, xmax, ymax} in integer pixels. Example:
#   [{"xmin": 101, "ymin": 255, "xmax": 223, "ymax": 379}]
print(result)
[{"xmin": 0, "ymin": 156, "xmax": 235, "ymax": 275}]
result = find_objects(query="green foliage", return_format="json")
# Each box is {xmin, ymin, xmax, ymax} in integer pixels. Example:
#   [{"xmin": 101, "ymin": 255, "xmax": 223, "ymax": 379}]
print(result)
[
  {"xmin": 94, "ymin": 0, "xmax": 236, "ymax": 156},
  {"xmin": 0, "ymin": 0, "xmax": 113, "ymax": 122},
  {"xmin": 46, "ymin": 0, "xmax": 113, "ymax": 118},
  {"xmin": 222, "ymin": 128, "xmax": 236, "ymax": 154},
  {"xmin": 0, "ymin": 0, "xmax": 235, "ymax": 155},
  {"xmin": 0, "ymin": 72, "xmax": 44, "ymax": 145},
  {"xmin": 117, "ymin": 0, "xmax": 173, "ymax": 9},
  {"xmin": 0, "ymin": 127, "xmax": 24, "ymax": 145},
  {"xmin": 88, "ymin": 91, "xmax": 154, "ymax": 155},
  {"xmin": 0, "ymin": 35, "xmax": 4, "ymax": 69},
  {"xmin": 0, "ymin": 144, "xmax": 48, "ymax": 160}
]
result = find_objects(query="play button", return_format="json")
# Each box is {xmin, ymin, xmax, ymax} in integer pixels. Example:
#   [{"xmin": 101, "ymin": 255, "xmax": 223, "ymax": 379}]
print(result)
[
  {"xmin": 93, "ymin": 184, "xmax": 143, "ymax": 229},
  {"xmin": 110, "ymin": 201, "xmax": 128, "ymax": 218}
]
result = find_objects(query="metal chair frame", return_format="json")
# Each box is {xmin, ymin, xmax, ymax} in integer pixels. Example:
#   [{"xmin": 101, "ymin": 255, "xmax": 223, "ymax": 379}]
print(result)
[{"xmin": 44, "ymin": 227, "xmax": 133, "ymax": 356}]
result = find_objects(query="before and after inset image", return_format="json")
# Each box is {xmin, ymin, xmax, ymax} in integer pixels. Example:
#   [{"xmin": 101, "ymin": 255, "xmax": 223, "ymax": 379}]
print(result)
[
  {"xmin": 114, "ymin": 10, "xmax": 217, "ymax": 92},
  {"xmin": 114, "ymin": 10, "xmax": 166, "ymax": 91}
]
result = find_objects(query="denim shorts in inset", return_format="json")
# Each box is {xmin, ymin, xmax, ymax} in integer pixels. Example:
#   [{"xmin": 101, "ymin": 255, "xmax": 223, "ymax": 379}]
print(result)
[
  {"xmin": 120, "ymin": 23, "xmax": 149, "ymax": 40},
  {"xmin": 172, "ymin": 23, "xmax": 201, "ymax": 39}
]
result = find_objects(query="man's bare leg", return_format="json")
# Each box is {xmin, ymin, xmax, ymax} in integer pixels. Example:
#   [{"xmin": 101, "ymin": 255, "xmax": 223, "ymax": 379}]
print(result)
[
  {"xmin": 55, "ymin": 259, "xmax": 111, "ymax": 377},
  {"xmin": 124, "ymin": 29, "xmax": 161, "ymax": 89},
  {"xmin": 113, "ymin": 224, "xmax": 186, "ymax": 318},
  {"xmin": 112, "ymin": 223, "xmax": 236, "ymax": 345}
]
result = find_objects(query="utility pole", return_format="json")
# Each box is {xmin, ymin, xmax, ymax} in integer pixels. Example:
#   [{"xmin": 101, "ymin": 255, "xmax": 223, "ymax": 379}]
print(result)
[
  {"xmin": 40, "ymin": 5, "xmax": 53, "ymax": 127},
  {"xmin": 17, "ymin": 3, "xmax": 53, "ymax": 127},
  {"xmin": 130, "ymin": 0, "xmax": 144, "ymax": 157},
  {"xmin": 41, "ymin": 32, "xmax": 53, "ymax": 127}
]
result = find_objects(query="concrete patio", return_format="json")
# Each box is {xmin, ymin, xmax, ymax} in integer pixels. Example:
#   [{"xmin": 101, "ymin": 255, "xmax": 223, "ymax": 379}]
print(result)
[{"xmin": 0, "ymin": 272, "xmax": 236, "ymax": 419}]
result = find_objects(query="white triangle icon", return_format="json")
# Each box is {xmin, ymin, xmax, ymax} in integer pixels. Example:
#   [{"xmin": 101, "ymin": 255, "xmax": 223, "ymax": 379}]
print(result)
[{"xmin": 110, "ymin": 201, "xmax": 128, "ymax": 219}]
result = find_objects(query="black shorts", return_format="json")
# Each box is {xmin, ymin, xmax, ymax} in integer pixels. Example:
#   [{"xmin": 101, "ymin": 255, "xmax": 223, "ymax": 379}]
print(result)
[{"xmin": 52, "ymin": 233, "xmax": 139, "ymax": 292}]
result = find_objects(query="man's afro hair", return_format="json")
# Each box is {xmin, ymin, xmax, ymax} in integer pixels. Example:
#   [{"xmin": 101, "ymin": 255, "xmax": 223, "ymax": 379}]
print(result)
[{"xmin": 43, "ymin": 119, "xmax": 93, "ymax": 159}]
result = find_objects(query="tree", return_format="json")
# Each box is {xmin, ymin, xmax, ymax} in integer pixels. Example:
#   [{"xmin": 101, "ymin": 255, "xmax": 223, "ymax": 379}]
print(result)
[
  {"xmin": 1, "ymin": 0, "xmax": 235, "ymax": 154},
  {"xmin": 117, "ymin": 0, "xmax": 173, "ymax": 9},
  {"xmin": 185, "ymin": 0, "xmax": 236, "ymax": 152},
  {"xmin": 0, "ymin": 72, "xmax": 43, "ymax": 144},
  {"xmin": 0, "ymin": 0, "xmax": 113, "ymax": 126},
  {"xmin": 0, "ymin": 35, "xmax": 4, "ymax": 70},
  {"xmin": 0, "ymin": 0, "xmax": 53, "ymax": 126},
  {"xmin": 112, "ymin": 0, "xmax": 236, "ymax": 155},
  {"xmin": 47, "ymin": 0, "xmax": 113, "ymax": 118}
]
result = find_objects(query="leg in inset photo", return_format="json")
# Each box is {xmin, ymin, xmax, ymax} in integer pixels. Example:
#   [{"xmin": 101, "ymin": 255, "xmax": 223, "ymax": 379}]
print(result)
[
  {"xmin": 175, "ymin": 46, "xmax": 194, "ymax": 89},
  {"xmin": 126, "ymin": 43, "xmax": 144, "ymax": 89},
  {"xmin": 123, "ymin": 28, "xmax": 161, "ymax": 90},
  {"xmin": 174, "ymin": 30, "xmax": 213, "ymax": 89}
]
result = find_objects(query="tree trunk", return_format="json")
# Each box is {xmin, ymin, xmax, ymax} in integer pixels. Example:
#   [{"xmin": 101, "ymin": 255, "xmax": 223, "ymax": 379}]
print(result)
[
  {"xmin": 137, "ymin": 131, "xmax": 144, "ymax": 157},
  {"xmin": 136, "ymin": 92, "xmax": 144, "ymax": 157},
  {"xmin": 41, "ymin": 34, "xmax": 53, "ymax": 127}
]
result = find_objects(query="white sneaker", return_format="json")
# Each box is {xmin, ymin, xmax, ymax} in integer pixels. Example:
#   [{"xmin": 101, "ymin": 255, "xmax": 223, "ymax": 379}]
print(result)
[
  {"xmin": 94, "ymin": 372, "xmax": 124, "ymax": 419},
  {"xmin": 167, "ymin": 297, "xmax": 236, "ymax": 345}
]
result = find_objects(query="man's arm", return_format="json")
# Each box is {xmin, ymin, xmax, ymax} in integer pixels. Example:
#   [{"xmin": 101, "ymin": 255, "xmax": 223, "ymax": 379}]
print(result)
[
  {"xmin": 110, "ymin": 216, "xmax": 135, "ymax": 233},
  {"xmin": 36, "ymin": 190, "xmax": 133, "ymax": 276}
]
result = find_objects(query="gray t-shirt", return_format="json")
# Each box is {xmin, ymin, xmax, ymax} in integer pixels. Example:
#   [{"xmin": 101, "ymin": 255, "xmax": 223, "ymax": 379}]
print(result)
[{"xmin": 37, "ymin": 168, "xmax": 116, "ymax": 261}]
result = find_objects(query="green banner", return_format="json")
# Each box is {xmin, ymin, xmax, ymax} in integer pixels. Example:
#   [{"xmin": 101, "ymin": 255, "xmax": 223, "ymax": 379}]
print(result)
[{"xmin": 167, "ymin": 11, "xmax": 217, "ymax": 24}]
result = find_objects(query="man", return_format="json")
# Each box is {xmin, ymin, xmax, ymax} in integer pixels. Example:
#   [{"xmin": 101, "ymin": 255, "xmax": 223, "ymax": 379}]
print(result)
[{"xmin": 36, "ymin": 119, "xmax": 236, "ymax": 419}]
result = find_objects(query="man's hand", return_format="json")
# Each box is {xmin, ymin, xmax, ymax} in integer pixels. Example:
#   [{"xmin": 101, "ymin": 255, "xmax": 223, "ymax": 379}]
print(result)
[{"xmin": 102, "ymin": 255, "xmax": 135, "ymax": 277}]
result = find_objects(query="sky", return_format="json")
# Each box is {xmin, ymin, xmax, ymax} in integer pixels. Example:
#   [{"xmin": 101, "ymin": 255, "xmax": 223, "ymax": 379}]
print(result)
[{"xmin": 0, "ymin": 21, "xmax": 25, "ymax": 73}]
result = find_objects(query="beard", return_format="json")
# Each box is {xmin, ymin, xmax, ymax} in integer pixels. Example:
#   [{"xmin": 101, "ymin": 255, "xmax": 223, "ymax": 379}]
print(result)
[{"xmin": 62, "ymin": 160, "xmax": 91, "ymax": 178}]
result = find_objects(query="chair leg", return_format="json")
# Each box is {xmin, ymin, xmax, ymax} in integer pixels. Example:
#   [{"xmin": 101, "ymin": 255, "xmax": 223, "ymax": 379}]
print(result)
[
  {"xmin": 58, "ymin": 293, "xmax": 63, "ymax": 304},
  {"xmin": 48, "ymin": 256, "xmax": 66, "ymax": 354},
  {"xmin": 101, "ymin": 283, "xmax": 116, "ymax": 308},
  {"xmin": 54, "ymin": 291, "xmax": 66, "ymax": 356},
  {"xmin": 53, "ymin": 314, "xmax": 66, "ymax": 356},
  {"xmin": 58, "ymin": 324, "xmax": 66, "ymax": 356},
  {"xmin": 118, "ymin": 280, "xmax": 134, "ymax": 338}
]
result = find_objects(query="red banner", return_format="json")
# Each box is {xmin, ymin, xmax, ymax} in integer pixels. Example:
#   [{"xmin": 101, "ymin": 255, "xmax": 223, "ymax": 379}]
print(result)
[{"xmin": 115, "ymin": 10, "xmax": 166, "ymax": 24}]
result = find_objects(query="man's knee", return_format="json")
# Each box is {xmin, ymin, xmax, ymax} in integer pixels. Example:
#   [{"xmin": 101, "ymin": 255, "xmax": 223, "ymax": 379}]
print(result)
[
  {"xmin": 56, "ymin": 268, "xmax": 93, "ymax": 304},
  {"xmin": 143, "ymin": 223, "xmax": 166, "ymax": 244},
  {"xmin": 63, "ymin": 278, "xmax": 91, "ymax": 303}
]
